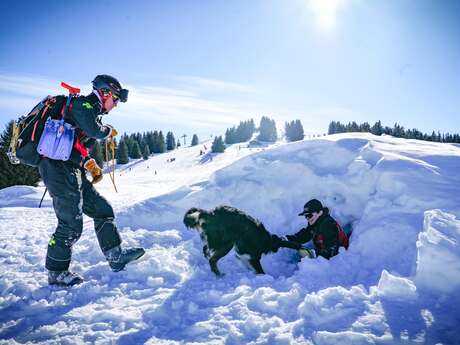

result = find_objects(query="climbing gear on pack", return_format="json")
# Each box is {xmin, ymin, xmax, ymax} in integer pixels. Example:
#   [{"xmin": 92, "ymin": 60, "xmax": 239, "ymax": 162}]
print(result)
[
  {"xmin": 8, "ymin": 96, "xmax": 59, "ymax": 166},
  {"xmin": 7, "ymin": 121, "xmax": 21, "ymax": 164},
  {"xmin": 84, "ymin": 158, "xmax": 103, "ymax": 184},
  {"xmin": 103, "ymin": 246, "xmax": 145, "ymax": 272}
]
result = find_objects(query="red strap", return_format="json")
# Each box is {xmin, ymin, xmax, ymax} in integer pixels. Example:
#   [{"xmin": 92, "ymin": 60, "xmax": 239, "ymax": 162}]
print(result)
[
  {"xmin": 315, "ymin": 234, "xmax": 325, "ymax": 250},
  {"xmin": 74, "ymin": 135, "xmax": 89, "ymax": 158}
]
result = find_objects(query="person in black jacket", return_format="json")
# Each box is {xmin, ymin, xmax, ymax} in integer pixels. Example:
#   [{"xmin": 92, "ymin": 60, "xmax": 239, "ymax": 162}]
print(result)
[
  {"xmin": 287, "ymin": 199, "xmax": 341, "ymax": 260},
  {"xmin": 40, "ymin": 75, "xmax": 144, "ymax": 286}
]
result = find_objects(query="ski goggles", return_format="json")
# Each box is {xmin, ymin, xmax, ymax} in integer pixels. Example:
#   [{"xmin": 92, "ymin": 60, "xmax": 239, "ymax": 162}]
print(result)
[{"xmin": 101, "ymin": 88, "xmax": 129, "ymax": 103}]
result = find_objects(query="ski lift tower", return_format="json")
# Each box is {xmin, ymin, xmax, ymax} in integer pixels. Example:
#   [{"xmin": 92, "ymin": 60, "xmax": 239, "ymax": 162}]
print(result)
[{"xmin": 181, "ymin": 134, "xmax": 187, "ymax": 146}]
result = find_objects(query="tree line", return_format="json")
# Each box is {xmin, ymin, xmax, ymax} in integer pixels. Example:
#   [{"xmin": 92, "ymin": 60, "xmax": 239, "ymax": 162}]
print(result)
[
  {"xmin": 328, "ymin": 120, "xmax": 460, "ymax": 143},
  {"xmin": 98, "ymin": 131, "xmax": 200, "ymax": 166},
  {"xmin": 212, "ymin": 116, "xmax": 306, "ymax": 153},
  {"xmin": 0, "ymin": 120, "xmax": 200, "ymax": 189}
]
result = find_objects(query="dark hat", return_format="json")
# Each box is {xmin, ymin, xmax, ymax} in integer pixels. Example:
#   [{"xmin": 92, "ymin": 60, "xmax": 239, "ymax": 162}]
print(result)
[{"xmin": 298, "ymin": 199, "xmax": 323, "ymax": 216}]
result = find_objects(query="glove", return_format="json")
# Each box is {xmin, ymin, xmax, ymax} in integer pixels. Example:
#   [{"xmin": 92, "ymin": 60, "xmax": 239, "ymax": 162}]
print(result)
[
  {"xmin": 107, "ymin": 125, "xmax": 118, "ymax": 137},
  {"xmin": 298, "ymin": 246, "xmax": 316, "ymax": 259},
  {"xmin": 84, "ymin": 158, "xmax": 103, "ymax": 184}
]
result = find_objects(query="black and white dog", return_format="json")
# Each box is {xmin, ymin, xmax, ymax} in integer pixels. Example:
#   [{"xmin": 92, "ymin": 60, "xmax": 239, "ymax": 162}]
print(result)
[{"xmin": 183, "ymin": 205, "xmax": 300, "ymax": 276}]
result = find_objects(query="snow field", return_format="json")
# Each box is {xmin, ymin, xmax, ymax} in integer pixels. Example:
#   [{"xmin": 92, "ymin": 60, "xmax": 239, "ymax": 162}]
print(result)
[{"xmin": 1, "ymin": 133, "xmax": 460, "ymax": 344}]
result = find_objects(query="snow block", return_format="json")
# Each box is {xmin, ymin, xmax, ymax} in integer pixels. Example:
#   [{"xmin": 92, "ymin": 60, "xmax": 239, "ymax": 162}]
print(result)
[{"xmin": 415, "ymin": 209, "xmax": 460, "ymax": 294}]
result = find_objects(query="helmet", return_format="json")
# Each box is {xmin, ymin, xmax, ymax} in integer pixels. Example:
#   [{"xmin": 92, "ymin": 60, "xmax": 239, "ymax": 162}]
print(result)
[{"xmin": 92, "ymin": 74, "xmax": 128, "ymax": 102}]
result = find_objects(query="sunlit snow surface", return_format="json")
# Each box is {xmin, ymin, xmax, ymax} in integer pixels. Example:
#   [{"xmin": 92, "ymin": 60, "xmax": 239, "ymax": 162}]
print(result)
[{"xmin": 1, "ymin": 133, "xmax": 459, "ymax": 344}]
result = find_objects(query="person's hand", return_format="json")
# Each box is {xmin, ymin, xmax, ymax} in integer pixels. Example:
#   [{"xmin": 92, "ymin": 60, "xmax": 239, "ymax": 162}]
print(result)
[
  {"xmin": 84, "ymin": 158, "xmax": 103, "ymax": 184},
  {"xmin": 298, "ymin": 246, "xmax": 316, "ymax": 259}
]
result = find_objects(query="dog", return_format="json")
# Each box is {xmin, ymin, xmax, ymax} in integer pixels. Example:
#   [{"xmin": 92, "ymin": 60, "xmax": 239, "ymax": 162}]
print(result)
[{"xmin": 183, "ymin": 205, "xmax": 300, "ymax": 276}]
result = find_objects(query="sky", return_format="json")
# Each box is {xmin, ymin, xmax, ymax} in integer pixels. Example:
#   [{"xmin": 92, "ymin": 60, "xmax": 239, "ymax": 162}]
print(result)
[{"xmin": 0, "ymin": 0, "xmax": 459, "ymax": 139}]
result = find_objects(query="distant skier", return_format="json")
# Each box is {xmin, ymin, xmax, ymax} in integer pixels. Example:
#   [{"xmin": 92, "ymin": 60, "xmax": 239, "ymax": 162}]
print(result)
[
  {"xmin": 286, "ymin": 199, "xmax": 350, "ymax": 260},
  {"xmin": 40, "ymin": 75, "xmax": 144, "ymax": 286}
]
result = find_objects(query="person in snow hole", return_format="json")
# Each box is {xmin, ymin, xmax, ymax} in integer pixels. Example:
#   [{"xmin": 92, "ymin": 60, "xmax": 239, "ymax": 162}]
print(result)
[
  {"xmin": 41, "ymin": 75, "xmax": 144, "ymax": 286},
  {"xmin": 287, "ymin": 199, "xmax": 349, "ymax": 260}
]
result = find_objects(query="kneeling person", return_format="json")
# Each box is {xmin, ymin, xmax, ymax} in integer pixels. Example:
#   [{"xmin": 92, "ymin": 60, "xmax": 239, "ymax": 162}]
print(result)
[{"xmin": 287, "ymin": 199, "xmax": 348, "ymax": 260}]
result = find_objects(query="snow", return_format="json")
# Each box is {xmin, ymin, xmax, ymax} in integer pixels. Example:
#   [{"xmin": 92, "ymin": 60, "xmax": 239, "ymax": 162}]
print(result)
[{"xmin": 1, "ymin": 133, "xmax": 460, "ymax": 344}]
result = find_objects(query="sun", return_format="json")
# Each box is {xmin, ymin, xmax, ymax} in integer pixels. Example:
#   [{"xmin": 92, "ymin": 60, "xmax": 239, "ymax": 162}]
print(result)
[{"xmin": 308, "ymin": 0, "xmax": 348, "ymax": 32}]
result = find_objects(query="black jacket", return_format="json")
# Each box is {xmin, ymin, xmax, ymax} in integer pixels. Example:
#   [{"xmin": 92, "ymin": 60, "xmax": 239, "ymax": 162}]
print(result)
[
  {"xmin": 287, "ymin": 208, "xmax": 340, "ymax": 259},
  {"xmin": 64, "ymin": 93, "xmax": 111, "ymax": 166}
]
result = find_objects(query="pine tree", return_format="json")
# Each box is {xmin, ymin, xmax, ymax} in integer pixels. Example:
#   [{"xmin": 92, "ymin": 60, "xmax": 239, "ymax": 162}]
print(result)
[
  {"xmin": 90, "ymin": 140, "xmax": 104, "ymax": 168},
  {"xmin": 328, "ymin": 121, "xmax": 337, "ymax": 135},
  {"xmin": 285, "ymin": 121, "xmax": 293, "ymax": 141},
  {"xmin": 371, "ymin": 121, "xmax": 383, "ymax": 136},
  {"xmin": 166, "ymin": 132, "xmax": 176, "ymax": 150},
  {"xmin": 285, "ymin": 120, "xmax": 304, "ymax": 142},
  {"xmin": 258, "ymin": 116, "xmax": 277, "ymax": 142},
  {"xmin": 225, "ymin": 127, "xmax": 237, "ymax": 144},
  {"xmin": 116, "ymin": 140, "xmax": 129, "ymax": 164},
  {"xmin": 151, "ymin": 131, "xmax": 159, "ymax": 153},
  {"xmin": 142, "ymin": 143, "xmax": 150, "ymax": 160},
  {"xmin": 191, "ymin": 134, "xmax": 199, "ymax": 146},
  {"xmin": 211, "ymin": 136, "xmax": 225, "ymax": 153},
  {"xmin": 294, "ymin": 120, "xmax": 304, "ymax": 141},
  {"xmin": 0, "ymin": 121, "xmax": 41, "ymax": 189},
  {"xmin": 126, "ymin": 135, "xmax": 135, "ymax": 156},
  {"xmin": 130, "ymin": 141, "xmax": 142, "ymax": 159},
  {"xmin": 157, "ymin": 131, "xmax": 166, "ymax": 153}
]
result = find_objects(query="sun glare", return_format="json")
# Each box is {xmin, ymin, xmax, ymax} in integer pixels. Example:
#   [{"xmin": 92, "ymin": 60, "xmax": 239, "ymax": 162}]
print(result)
[{"xmin": 308, "ymin": 0, "xmax": 348, "ymax": 32}]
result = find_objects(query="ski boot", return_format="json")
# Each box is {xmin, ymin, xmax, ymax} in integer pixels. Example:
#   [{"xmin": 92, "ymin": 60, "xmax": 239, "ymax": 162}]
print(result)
[
  {"xmin": 104, "ymin": 246, "xmax": 145, "ymax": 272},
  {"xmin": 48, "ymin": 270, "xmax": 83, "ymax": 286}
]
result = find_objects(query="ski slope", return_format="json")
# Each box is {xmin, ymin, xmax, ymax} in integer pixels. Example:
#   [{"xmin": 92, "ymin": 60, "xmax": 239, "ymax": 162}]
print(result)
[{"xmin": 1, "ymin": 133, "xmax": 460, "ymax": 345}]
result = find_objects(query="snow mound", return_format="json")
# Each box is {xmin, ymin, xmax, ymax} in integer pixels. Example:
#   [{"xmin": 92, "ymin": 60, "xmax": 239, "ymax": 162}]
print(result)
[
  {"xmin": 415, "ymin": 209, "xmax": 460, "ymax": 294},
  {"xmin": 1, "ymin": 133, "xmax": 460, "ymax": 344}
]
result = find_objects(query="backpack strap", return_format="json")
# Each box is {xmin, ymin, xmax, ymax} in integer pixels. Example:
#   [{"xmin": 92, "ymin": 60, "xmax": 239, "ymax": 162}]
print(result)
[{"xmin": 31, "ymin": 97, "xmax": 56, "ymax": 142}]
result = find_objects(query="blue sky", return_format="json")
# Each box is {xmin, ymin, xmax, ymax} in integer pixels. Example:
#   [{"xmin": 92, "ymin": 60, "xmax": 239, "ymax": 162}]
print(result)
[{"xmin": 0, "ymin": 0, "xmax": 459, "ymax": 139}]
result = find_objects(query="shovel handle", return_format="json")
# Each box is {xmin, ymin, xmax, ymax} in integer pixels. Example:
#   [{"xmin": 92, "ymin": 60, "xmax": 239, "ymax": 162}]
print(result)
[{"xmin": 61, "ymin": 82, "xmax": 80, "ymax": 95}]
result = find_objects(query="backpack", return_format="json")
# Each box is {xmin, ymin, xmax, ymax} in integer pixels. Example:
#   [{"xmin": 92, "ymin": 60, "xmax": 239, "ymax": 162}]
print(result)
[
  {"xmin": 336, "ymin": 222, "xmax": 349, "ymax": 250},
  {"xmin": 7, "ymin": 83, "xmax": 80, "ymax": 167}
]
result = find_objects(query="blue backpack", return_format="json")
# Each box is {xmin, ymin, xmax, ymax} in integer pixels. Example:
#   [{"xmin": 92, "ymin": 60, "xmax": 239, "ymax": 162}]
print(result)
[{"xmin": 8, "ymin": 83, "xmax": 79, "ymax": 167}]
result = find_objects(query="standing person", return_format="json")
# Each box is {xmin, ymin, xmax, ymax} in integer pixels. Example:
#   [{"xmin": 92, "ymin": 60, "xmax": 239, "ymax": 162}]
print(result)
[
  {"xmin": 287, "ymin": 199, "xmax": 347, "ymax": 260},
  {"xmin": 41, "ymin": 75, "xmax": 145, "ymax": 286}
]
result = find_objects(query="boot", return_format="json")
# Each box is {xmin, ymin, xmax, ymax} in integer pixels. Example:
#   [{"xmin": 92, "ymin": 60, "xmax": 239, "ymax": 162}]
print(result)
[
  {"xmin": 104, "ymin": 246, "xmax": 145, "ymax": 272},
  {"xmin": 48, "ymin": 270, "xmax": 83, "ymax": 286}
]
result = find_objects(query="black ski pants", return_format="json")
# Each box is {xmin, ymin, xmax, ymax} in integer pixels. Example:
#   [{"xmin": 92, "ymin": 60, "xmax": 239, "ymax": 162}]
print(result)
[{"xmin": 39, "ymin": 158, "xmax": 121, "ymax": 271}]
